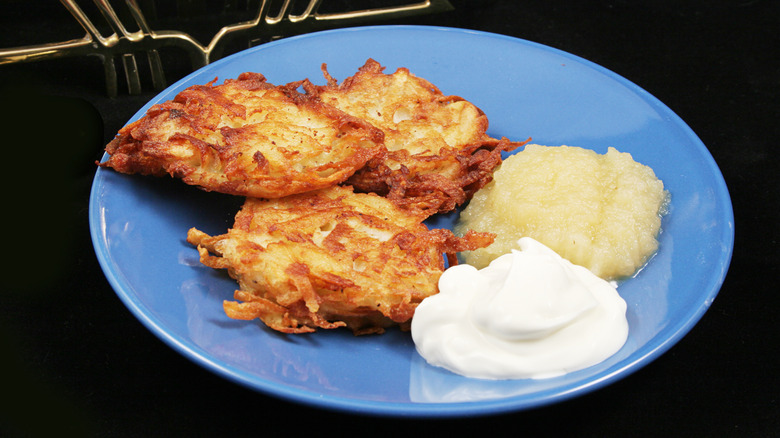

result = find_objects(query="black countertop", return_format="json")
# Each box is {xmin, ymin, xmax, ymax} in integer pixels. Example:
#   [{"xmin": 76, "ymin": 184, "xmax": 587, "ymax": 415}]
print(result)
[{"xmin": 2, "ymin": 1, "xmax": 777, "ymax": 436}]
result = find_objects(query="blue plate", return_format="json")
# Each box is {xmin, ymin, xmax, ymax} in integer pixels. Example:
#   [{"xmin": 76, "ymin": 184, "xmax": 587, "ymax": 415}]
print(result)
[{"xmin": 89, "ymin": 26, "xmax": 734, "ymax": 417}]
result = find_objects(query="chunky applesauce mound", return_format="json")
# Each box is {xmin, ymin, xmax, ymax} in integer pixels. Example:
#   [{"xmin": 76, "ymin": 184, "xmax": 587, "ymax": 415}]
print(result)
[{"xmin": 455, "ymin": 144, "xmax": 669, "ymax": 280}]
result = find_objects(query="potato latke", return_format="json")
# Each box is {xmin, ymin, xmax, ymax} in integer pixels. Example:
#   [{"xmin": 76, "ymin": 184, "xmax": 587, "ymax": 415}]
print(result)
[
  {"xmin": 188, "ymin": 185, "xmax": 494, "ymax": 334},
  {"xmin": 305, "ymin": 59, "xmax": 528, "ymax": 215},
  {"xmin": 100, "ymin": 73, "xmax": 385, "ymax": 198}
]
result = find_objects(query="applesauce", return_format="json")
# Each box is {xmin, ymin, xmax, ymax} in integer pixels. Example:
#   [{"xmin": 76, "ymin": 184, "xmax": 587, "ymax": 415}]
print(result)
[{"xmin": 455, "ymin": 144, "xmax": 669, "ymax": 280}]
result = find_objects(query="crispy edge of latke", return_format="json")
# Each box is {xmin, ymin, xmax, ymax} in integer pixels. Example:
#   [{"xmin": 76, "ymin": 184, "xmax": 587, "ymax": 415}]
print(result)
[
  {"xmin": 188, "ymin": 228, "xmax": 331, "ymax": 334},
  {"xmin": 360, "ymin": 136, "xmax": 530, "ymax": 215}
]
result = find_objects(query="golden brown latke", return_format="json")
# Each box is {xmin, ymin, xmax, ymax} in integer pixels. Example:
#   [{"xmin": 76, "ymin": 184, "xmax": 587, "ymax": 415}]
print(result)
[
  {"xmin": 304, "ymin": 59, "xmax": 528, "ymax": 215},
  {"xmin": 99, "ymin": 73, "xmax": 385, "ymax": 198},
  {"xmin": 187, "ymin": 185, "xmax": 494, "ymax": 335}
]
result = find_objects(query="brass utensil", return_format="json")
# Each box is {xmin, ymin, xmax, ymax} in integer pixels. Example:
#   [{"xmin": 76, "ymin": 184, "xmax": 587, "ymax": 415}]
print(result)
[{"xmin": 0, "ymin": 0, "xmax": 453, "ymax": 97}]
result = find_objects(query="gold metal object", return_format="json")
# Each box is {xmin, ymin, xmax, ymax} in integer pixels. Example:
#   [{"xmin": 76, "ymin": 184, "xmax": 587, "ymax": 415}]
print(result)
[{"xmin": 0, "ymin": 0, "xmax": 453, "ymax": 97}]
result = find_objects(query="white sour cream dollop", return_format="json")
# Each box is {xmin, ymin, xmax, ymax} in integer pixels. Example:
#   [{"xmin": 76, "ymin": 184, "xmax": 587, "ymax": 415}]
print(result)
[{"xmin": 411, "ymin": 237, "xmax": 628, "ymax": 380}]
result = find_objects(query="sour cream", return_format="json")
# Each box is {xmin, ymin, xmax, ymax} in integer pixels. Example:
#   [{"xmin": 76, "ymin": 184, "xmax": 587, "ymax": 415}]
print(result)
[{"xmin": 411, "ymin": 237, "xmax": 628, "ymax": 380}]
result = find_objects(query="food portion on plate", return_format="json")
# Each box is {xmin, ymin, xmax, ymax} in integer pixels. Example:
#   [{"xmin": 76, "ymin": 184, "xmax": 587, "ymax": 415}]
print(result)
[
  {"xmin": 412, "ymin": 236, "xmax": 630, "ymax": 380},
  {"xmin": 98, "ymin": 72, "xmax": 385, "ymax": 198},
  {"xmin": 99, "ymin": 59, "xmax": 515, "ymax": 335},
  {"xmin": 187, "ymin": 185, "xmax": 493, "ymax": 335},
  {"xmin": 417, "ymin": 144, "xmax": 669, "ymax": 380},
  {"xmin": 98, "ymin": 58, "xmax": 669, "ymax": 381},
  {"xmin": 456, "ymin": 144, "xmax": 669, "ymax": 281},
  {"xmin": 304, "ymin": 59, "xmax": 528, "ymax": 215}
]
